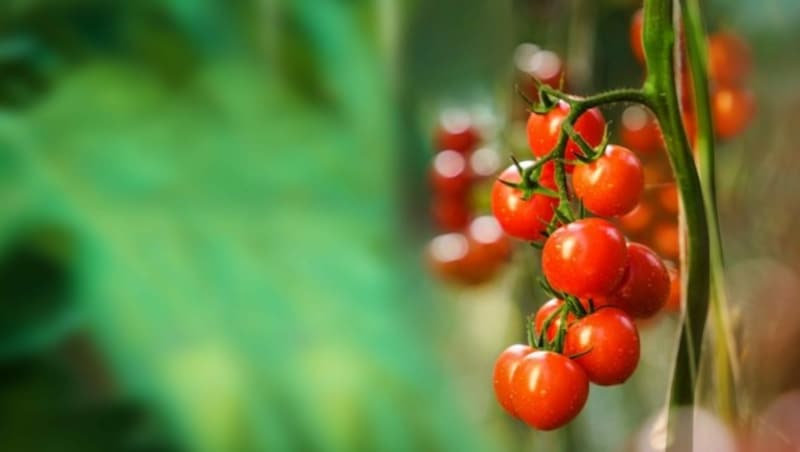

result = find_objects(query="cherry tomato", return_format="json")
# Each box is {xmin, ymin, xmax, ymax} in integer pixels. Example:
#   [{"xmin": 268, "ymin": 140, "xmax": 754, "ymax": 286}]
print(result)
[
  {"xmin": 572, "ymin": 145, "xmax": 644, "ymax": 217},
  {"xmin": 431, "ymin": 150, "xmax": 471, "ymax": 194},
  {"xmin": 526, "ymin": 101, "xmax": 605, "ymax": 172},
  {"xmin": 492, "ymin": 344, "xmax": 533, "ymax": 417},
  {"xmin": 435, "ymin": 110, "xmax": 480, "ymax": 152},
  {"xmin": 653, "ymin": 222, "xmax": 680, "ymax": 261},
  {"xmin": 708, "ymin": 32, "xmax": 752, "ymax": 86},
  {"xmin": 657, "ymin": 185, "xmax": 679, "ymax": 215},
  {"xmin": 606, "ymin": 242, "xmax": 670, "ymax": 318},
  {"xmin": 630, "ymin": 8, "xmax": 645, "ymax": 64},
  {"xmin": 618, "ymin": 202, "xmax": 653, "ymax": 234},
  {"xmin": 427, "ymin": 233, "xmax": 498, "ymax": 285},
  {"xmin": 712, "ymin": 86, "xmax": 756, "ymax": 140},
  {"xmin": 511, "ymin": 350, "xmax": 589, "ymax": 430},
  {"xmin": 664, "ymin": 266, "xmax": 682, "ymax": 312},
  {"xmin": 431, "ymin": 194, "xmax": 470, "ymax": 231},
  {"xmin": 564, "ymin": 307, "xmax": 640, "ymax": 385},
  {"xmin": 542, "ymin": 218, "xmax": 628, "ymax": 298},
  {"xmin": 467, "ymin": 215, "xmax": 511, "ymax": 262},
  {"xmin": 533, "ymin": 299, "xmax": 573, "ymax": 341},
  {"xmin": 491, "ymin": 161, "xmax": 559, "ymax": 241},
  {"xmin": 620, "ymin": 105, "xmax": 664, "ymax": 153}
]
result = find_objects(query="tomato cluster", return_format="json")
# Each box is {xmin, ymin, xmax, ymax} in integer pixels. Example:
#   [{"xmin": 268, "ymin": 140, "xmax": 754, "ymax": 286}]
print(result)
[{"xmin": 427, "ymin": 110, "xmax": 510, "ymax": 285}]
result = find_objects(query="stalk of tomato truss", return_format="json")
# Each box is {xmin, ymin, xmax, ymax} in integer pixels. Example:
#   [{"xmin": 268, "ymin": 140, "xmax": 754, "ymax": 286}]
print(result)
[
  {"xmin": 641, "ymin": 0, "xmax": 711, "ymax": 447},
  {"xmin": 681, "ymin": 0, "xmax": 740, "ymax": 422}
]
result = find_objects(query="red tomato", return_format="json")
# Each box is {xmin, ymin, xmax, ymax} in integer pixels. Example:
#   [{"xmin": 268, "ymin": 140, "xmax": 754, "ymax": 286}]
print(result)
[
  {"xmin": 620, "ymin": 105, "xmax": 664, "ymax": 153},
  {"xmin": 435, "ymin": 110, "xmax": 479, "ymax": 152},
  {"xmin": 564, "ymin": 307, "xmax": 640, "ymax": 385},
  {"xmin": 430, "ymin": 150, "xmax": 471, "ymax": 195},
  {"xmin": 708, "ymin": 32, "xmax": 752, "ymax": 86},
  {"xmin": 526, "ymin": 101, "xmax": 605, "ymax": 172},
  {"xmin": 511, "ymin": 350, "xmax": 589, "ymax": 430},
  {"xmin": 572, "ymin": 145, "xmax": 644, "ymax": 217},
  {"xmin": 542, "ymin": 218, "xmax": 628, "ymax": 298},
  {"xmin": 491, "ymin": 161, "xmax": 559, "ymax": 241},
  {"xmin": 533, "ymin": 299, "xmax": 572, "ymax": 341},
  {"xmin": 630, "ymin": 8, "xmax": 645, "ymax": 64},
  {"xmin": 712, "ymin": 86, "xmax": 756, "ymax": 140},
  {"xmin": 467, "ymin": 215, "xmax": 511, "ymax": 262},
  {"xmin": 606, "ymin": 242, "xmax": 670, "ymax": 318},
  {"xmin": 618, "ymin": 202, "xmax": 653, "ymax": 234},
  {"xmin": 653, "ymin": 222, "xmax": 680, "ymax": 261},
  {"xmin": 664, "ymin": 266, "xmax": 682, "ymax": 312},
  {"xmin": 431, "ymin": 194, "xmax": 470, "ymax": 231},
  {"xmin": 658, "ymin": 185, "xmax": 679, "ymax": 215},
  {"xmin": 492, "ymin": 344, "xmax": 533, "ymax": 417},
  {"xmin": 427, "ymin": 233, "xmax": 499, "ymax": 285}
]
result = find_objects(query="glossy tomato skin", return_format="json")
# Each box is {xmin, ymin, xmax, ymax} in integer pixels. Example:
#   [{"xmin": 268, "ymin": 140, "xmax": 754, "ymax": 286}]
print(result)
[
  {"xmin": 542, "ymin": 218, "xmax": 629, "ymax": 299},
  {"xmin": 712, "ymin": 86, "xmax": 756, "ymax": 140},
  {"xmin": 708, "ymin": 32, "xmax": 752, "ymax": 86},
  {"xmin": 491, "ymin": 161, "xmax": 558, "ymax": 241},
  {"xmin": 564, "ymin": 307, "xmax": 640, "ymax": 385},
  {"xmin": 493, "ymin": 344, "xmax": 534, "ymax": 417},
  {"xmin": 526, "ymin": 102, "xmax": 605, "ymax": 172},
  {"xmin": 511, "ymin": 350, "xmax": 589, "ymax": 430},
  {"xmin": 606, "ymin": 243, "xmax": 670, "ymax": 318},
  {"xmin": 630, "ymin": 8, "xmax": 645, "ymax": 64},
  {"xmin": 572, "ymin": 145, "xmax": 644, "ymax": 217}
]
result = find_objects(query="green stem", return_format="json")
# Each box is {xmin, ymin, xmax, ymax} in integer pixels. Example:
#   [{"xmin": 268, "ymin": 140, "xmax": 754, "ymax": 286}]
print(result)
[
  {"xmin": 641, "ymin": 0, "xmax": 710, "ymax": 444},
  {"xmin": 681, "ymin": 0, "xmax": 740, "ymax": 422}
]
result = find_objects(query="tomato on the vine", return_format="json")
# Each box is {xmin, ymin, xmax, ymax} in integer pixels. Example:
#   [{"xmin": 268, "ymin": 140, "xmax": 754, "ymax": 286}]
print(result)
[
  {"xmin": 511, "ymin": 350, "xmax": 589, "ymax": 430},
  {"xmin": 492, "ymin": 344, "xmax": 533, "ymax": 417},
  {"xmin": 534, "ymin": 299, "xmax": 573, "ymax": 341},
  {"xmin": 653, "ymin": 222, "xmax": 680, "ymax": 261},
  {"xmin": 620, "ymin": 105, "xmax": 664, "ymax": 153},
  {"xmin": 564, "ymin": 307, "xmax": 640, "ymax": 385},
  {"xmin": 618, "ymin": 202, "xmax": 653, "ymax": 234},
  {"xmin": 431, "ymin": 150, "xmax": 471, "ymax": 194},
  {"xmin": 491, "ymin": 161, "xmax": 558, "ymax": 241},
  {"xmin": 572, "ymin": 145, "xmax": 644, "ymax": 217},
  {"xmin": 708, "ymin": 32, "xmax": 752, "ymax": 86},
  {"xmin": 606, "ymin": 242, "xmax": 670, "ymax": 318},
  {"xmin": 467, "ymin": 215, "xmax": 511, "ymax": 262},
  {"xmin": 630, "ymin": 8, "xmax": 645, "ymax": 64},
  {"xmin": 712, "ymin": 85, "xmax": 756, "ymax": 140},
  {"xmin": 427, "ymin": 232, "xmax": 499, "ymax": 285},
  {"xmin": 435, "ymin": 112, "xmax": 479, "ymax": 153},
  {"xmin": 542, "ymin": 218, "xmax": 628, "ymax": 299},
  {"xmin": 526, "ymin": 101, "xmax": 605, "ymax": 172},
  {"xmin": 431, "ymin": 194, "xmax": 470, "ymax": 231}
]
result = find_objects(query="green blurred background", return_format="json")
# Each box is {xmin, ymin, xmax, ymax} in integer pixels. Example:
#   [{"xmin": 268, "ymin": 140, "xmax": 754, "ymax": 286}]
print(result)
[{"xmin": 1, "ymin": 0, "xmax": 799, "ymax": 451}]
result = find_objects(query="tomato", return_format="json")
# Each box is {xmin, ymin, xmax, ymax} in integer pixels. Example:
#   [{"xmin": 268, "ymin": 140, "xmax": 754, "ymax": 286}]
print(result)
[
  {"xmin": 491, "ymin": 161, "xmax": 559, "ymax": 241},
  {"xmin": 708, "ymin": 32, "xmax": 752, "ymax": 86},
  {"xmin": 526, "ymin": 101, "xmax": 605, "ymax": 172},
  {"xmin": 653, "ymin": 222, "xmax": 680, "ymax": 261},
  {"xmin": 533, "ymin": 299, "xmax": 572, "ymax": 341},
  {"xmin": 658, "ymin": 185, "xmax": 679, "ymax": 215},
  {"xmin": 427, "ymin": 233, "xmax": 499, "ymax": 285},
  {"xmin": 564, "ymin": 307, "xmax": 640, "ymax": 385},
  {"xmin": 431, "ymin": 150, "xmax": 471, "ymax": 195},
  {"xmin": 435, "ymin": 110, "xmax": 480, "ymax": 152},
  {"xmin": 664, "ymin": 266, "xmax": 682, "ymax": 312},
  {"xmin": 572, "ymin": 145, "xmax": 644, "ymax": 217},
  {"xmin": 467, "ymin": 215, "xmax": 511, "ymax": 262},
  {"xmin": 511, "ymin": 350, "xmax": 589, "ymax": 430},
  {"xmin": 606, "ymin": 243, "xmax": 670, "ymax": 318},
  {"xmin": 618, "ymin": 202, "xmax": 653, "ymax": 234},
  {"xmin": 620, "ymin": 105, "xmax": 664, "ymax": 153},
  {"xmin": 431, "ymin": 194, "xmax": 470, "ymax": 231},
  {"xmin": 630, "ymin": 8, "xmax": 645, "ymax": 64},
  {"xmin": 712, "ymin": 86, "xmax": 756, "ymax": 140},
  {"xmin": 542, "ymin": 218, "xmax": 628, "ymax": 298},
  {"xmin": 492, "ymin": 344, "xmax": 533, "ymax": 417}
]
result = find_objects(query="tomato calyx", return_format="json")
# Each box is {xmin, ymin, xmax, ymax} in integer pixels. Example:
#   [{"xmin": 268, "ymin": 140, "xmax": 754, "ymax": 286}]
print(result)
[{"xmin": 528, "ymin": 279, "xmax": 603, "ymax": 354}]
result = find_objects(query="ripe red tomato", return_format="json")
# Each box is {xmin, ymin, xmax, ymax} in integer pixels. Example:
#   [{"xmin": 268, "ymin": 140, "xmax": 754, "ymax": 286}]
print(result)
[
  {"xmin": 606, "ymin": 242, "xmax": 670, "ymax": 318},
  {"xmin": 491, "ymin": 161, "xmax": 559, "ymax": 241},
  {"xmin": 492, "ymin": 344, "xmax": 533, "ymax": 417},
  {"xmin": 664, "ymin": 266, "xmax": 682, "ymax": 312},
  {"xmin": 534, "ymin": 299, "xmax": 572, "ymax": 341},
  {"xmin": 435, "ymin": 111, "xmax": 479, "ymax": 152},
  {"xmin": 564, "ymin": 307, "xmax": 640, "ymax": 385},
  {"xmin": 526, "ymin": 101, "xmax": 605, "ymax": 172},
  {"xmin": 430, "ymin": 150, "xmax": 471, "ymax": 194},
  {"xmin": 618, "ymin": 202, "xmax": 653, "ymax": 234},
  {"xmin": 431, "ymin": 194, "xmax": 470, "ymax": 231},
  {"xmin": 708, "ymin": 32, "xmax": 752, "ymax": 86},
  {"xmin": 620, "ymin": 105, "xmax": 664, "ymax": 153},
  {"xmin": 572, "ymin": 145, "xmax": 644, "ymax": 217},
  {"xmin": 712, "ymin": 86, "xmax": 756, "ymax": 140},
  {"xmin": 511, "ymin": 350, "xmax": 589, "ymax": 430},
  {"xmin": 467, "ymin": 215, "xmax": 511, "ymax": 262},
  {"xmin": 427, "ymin": 232, "xmax": 499, "ymax": 285},
  {"xmin": 542, "ymin": 218, "xmax": 628, "ymax": 298},
  {"xmin": 653, "ymin": 222, "xmax": 680, "ymax": 261},
  {"xmin": 658, "ymin": 185, "xmax": 679, "ymax": 215},
  {"xmin": 630, "ymin": 8, "xmax": 645, "ymax": 64}
]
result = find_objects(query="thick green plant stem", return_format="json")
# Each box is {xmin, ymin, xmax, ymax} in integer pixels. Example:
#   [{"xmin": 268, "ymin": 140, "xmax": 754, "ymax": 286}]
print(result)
[
  {"xmin": 681, "ymin": 0, "xmax": 740, "ymax": 422},
  {"xmin": 641, "ymin": 0, "xmax": 710, "ymax": 443}
]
